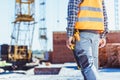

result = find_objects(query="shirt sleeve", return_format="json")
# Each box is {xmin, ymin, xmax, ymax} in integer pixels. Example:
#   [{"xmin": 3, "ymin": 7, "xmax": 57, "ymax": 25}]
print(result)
[
  {"xmin": 100, "ymin": 0, "xmax": 109, "ymax": 38},
  {"xmin": 66, "ymin": 0, "xmax": 83, "ymax": 38}
]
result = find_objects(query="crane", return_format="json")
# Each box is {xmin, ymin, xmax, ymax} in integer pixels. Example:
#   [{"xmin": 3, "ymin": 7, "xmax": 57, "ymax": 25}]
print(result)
[{"xmin": 8, "ymin": 0, "xmax": 36, "ymax": 66}]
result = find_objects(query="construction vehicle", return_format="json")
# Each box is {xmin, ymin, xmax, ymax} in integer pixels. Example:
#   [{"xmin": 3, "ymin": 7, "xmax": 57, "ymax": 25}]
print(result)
[{"xmin": 0, "ymin": 0, "xmax": 36, "ymax": 68}]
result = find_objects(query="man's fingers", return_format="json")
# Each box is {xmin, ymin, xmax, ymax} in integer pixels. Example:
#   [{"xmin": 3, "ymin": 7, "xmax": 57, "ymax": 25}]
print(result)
[
  {"xmin": 66, "ymin": 40, "xmax": 72, "ymax": 49},
  {"xmin": 99, "ymin": 38, "xmax": 106, "ymax": 48},
  {"xmin": 66, "ymin": 37, "xmax": 74, "ymax": 50}
]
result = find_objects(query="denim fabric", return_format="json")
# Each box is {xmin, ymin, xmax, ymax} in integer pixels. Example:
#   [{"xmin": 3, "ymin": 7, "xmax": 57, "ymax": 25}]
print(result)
[{"xmin": 74, "ymin": 32, "xmax": 100, "ymax": 80}]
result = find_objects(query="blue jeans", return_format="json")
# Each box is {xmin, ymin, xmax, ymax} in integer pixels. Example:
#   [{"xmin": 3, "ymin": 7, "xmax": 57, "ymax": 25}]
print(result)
[{"xmin": 74, "ymin": 31, "xmax": 100, "ymax": 80}]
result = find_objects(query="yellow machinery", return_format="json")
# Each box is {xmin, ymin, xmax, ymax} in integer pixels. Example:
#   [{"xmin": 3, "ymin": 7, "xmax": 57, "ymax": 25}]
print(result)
[{"xmin": 8, "ymin": 0, "xmax": 36, "ymax": 66}]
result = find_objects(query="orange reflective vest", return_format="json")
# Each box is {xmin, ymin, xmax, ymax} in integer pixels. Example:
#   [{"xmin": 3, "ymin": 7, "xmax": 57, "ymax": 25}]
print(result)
[{"xmin": 75, "ymin": 0, "xmax": 104, "ymax": 32}]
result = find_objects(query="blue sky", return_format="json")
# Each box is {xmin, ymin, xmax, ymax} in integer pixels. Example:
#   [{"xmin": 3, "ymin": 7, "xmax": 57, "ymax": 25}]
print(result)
[{"xmin": 0, "ymin": 0, "xmax": 14, "ymax": 44}]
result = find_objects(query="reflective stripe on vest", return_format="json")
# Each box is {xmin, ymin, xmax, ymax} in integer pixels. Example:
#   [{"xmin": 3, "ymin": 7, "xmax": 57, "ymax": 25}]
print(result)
[
  {"xmin": 75, "ymin": 0, "xmax": 104, "ymax": 31},
  {"xmin": 78, "ymin": 17, "xmax": 103, "ymax": 22},
  {"xmin": 80, "ymin": 6, "xmax": 102, "ymax": 12}
]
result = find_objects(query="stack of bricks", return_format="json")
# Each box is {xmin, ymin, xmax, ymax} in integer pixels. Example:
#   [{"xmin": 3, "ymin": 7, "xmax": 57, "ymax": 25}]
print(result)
[
  {"xmin": 49, "ymin": 31, "xmax": 75, "ymax": 63},
  {"xmin": 49, "ymin": 31, "xmax": 120, "ymax": 68},
  {"xmin": 99, "ymin": 30, "xmax": 120, "ymax": 68}
]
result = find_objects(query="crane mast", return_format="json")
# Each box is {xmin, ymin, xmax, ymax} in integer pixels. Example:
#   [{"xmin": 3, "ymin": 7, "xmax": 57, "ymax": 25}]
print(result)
[{"xmin": 39, "ymin": 0, "xmax": 47, "ymax": 54}]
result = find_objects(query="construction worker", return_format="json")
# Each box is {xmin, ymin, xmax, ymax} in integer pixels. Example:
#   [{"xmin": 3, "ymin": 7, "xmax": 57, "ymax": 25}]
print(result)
[{"xmin": 66, "ymin": 0, "xmax": 108, "ymax": 80}]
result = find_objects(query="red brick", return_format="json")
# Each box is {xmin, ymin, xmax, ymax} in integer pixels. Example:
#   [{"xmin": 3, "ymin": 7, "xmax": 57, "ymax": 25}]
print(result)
[
  {"xmin": 48, "ymin": 31, "xmax": 75, "ymax": 64},
  {"xmin": 99, "ymin": 43, "xmax": 120, "ymax": 68},
  {"xmin": 106, "ymin": 31, "xmax": 120, "ymax": 43}
]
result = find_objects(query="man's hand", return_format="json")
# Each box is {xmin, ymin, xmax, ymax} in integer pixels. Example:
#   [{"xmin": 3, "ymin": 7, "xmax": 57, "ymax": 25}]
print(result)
[
  {"xmin": 66, "ymin": 36, "xmax": 75, "ymax": 50},
  {"xmin": 99, "ymin": 38, "xmax": 106, "ymax": 48}
]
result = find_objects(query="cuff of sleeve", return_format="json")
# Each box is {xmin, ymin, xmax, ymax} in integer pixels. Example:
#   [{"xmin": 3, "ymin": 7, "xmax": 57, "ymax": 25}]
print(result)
[{"xmin": 66, "ymin": 28, "xmax": 74, "ymax": 38}]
